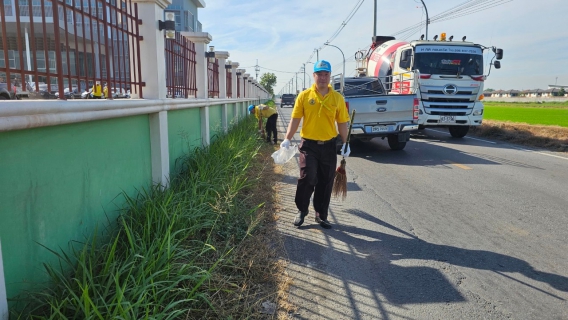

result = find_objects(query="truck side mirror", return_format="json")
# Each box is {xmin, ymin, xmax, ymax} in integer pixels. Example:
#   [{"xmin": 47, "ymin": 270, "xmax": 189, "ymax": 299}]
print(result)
[
  {"xmin": 493, "ymin": 61, "xmax": 501, "ymax": 69},
  {"xmin": 495, "ymin": 48, "xmax": 503, "ymax": 60}
]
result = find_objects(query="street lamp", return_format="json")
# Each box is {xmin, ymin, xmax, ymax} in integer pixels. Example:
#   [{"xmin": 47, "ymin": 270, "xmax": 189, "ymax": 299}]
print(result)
[
  {"xmin": 302, "ymin": 64, "xmax": 306, "ymax": 90},
  {"xmin": 296, "ymin": 72, "xmax": 304, "ymax": 92},
  {"xmin": 419, "ymin": 0, "xmax": 429, "ymax": 40},
  {"xmin": 305, "ymin": 61, "xmax": 315, "ymax": 87},
  {"xmin": 324, "ymin": 43, "xmax": 345, "ymax": 94}
]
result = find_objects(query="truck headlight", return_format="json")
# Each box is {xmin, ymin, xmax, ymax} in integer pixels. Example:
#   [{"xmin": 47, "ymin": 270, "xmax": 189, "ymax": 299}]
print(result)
[{"xmin": 473, "ymin": 109, "xmax": 483, "ymax": 116}]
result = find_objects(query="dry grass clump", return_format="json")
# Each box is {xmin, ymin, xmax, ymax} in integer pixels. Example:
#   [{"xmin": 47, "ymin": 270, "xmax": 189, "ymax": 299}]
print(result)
[{"xmin": 470, "ymin": 120, "xmax": 568, "ymax": 153}]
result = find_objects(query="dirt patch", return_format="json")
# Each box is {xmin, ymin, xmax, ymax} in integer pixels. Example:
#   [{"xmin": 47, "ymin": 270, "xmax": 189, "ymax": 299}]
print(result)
[
  {"xmin": 242, "ymin": 141, "xmax": 296, "ymax": 319},
  {"xmin": 470, "ymin": 120, "xmax": 568, "ymax": 153}
]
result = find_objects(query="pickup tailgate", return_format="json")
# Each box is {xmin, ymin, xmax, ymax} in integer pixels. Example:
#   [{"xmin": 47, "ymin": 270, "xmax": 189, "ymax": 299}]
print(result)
[{"xmin": 347, "ymin": 94, "xmax": 415, "ymax": 124}]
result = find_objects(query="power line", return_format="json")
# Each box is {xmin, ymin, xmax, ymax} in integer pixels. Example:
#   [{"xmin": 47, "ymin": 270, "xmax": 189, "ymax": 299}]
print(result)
[
  {"xmin": 304, "ymin": 0, "xmax": 366, "ymax": 64},
  {"xmin": 391, "ymin": 0, "xmax": 512, "ymax": 39}
]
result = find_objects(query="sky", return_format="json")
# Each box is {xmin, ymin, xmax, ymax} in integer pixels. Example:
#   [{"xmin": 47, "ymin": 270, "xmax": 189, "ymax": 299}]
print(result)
[{"xmin": 199, "ymin": 0, "xmax": 568, "ymax": 94}]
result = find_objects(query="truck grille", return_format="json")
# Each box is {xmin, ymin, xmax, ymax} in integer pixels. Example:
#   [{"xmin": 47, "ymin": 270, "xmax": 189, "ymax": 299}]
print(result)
[
  {"xmin": 427, "ymin": 98, "xmax": 472, "ymax": 103},
  {"xmin": 430, "ymin": 111, "xmax": 468, "ymax": 116},
  {"xmin": 427, "ymin": 90, "xmax": 473, "ymax": 95},
  {"xmin": 421, "ymin": 84, "xmax": 479, "ymax": 116}
]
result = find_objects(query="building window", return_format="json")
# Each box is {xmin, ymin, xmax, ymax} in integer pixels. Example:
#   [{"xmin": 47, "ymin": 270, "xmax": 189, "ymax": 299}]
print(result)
[{"xmin": 175, "ymin": 12, "xmax": 181, "ymax": 31}]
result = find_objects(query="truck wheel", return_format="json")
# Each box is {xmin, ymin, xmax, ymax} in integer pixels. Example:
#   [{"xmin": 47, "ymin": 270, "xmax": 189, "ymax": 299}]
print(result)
[
  {"xmin": 448, "ymin": 126, "xmax": 469, "ymax": 138},
  {"xmin": 387, "ymin": 135, "xmax": 407, "ymax": 150}
]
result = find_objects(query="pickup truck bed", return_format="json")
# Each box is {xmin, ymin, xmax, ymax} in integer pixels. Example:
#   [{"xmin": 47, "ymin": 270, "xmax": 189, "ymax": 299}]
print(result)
[{"xmin": 336, "ymin": 77, "xmax": 418, "ymax": 150}]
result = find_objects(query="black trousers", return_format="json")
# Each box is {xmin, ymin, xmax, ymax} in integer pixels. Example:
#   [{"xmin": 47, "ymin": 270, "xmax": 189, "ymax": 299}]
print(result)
[
  {"xmin": 295, "ymin": 138, "xmax": 337, "ymax": 220},
  {"xmin": 265, "ymin": 114, "xmax": 278, "ymax": 143}
]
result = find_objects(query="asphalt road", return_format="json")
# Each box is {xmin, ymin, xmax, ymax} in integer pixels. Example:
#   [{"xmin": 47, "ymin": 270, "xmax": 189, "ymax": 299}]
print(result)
[{"xmin": 273, "ymin": 101, "xmax": 568, "ymax": 319}]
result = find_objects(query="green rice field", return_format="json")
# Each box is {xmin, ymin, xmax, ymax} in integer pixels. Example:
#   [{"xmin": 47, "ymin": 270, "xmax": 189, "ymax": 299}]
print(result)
[{"xmin": 483, "ymin": 101, "xmax": 568, "ymax": 127}]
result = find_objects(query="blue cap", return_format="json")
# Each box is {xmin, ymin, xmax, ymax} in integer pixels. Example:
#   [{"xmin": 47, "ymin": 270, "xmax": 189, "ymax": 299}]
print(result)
[
  {"xmin": 314, "ymin": 60, "xmax": 331, "ymax": 73},
  {"xmin": 248, "ymin": 105, "xmax": 255, "ymax": 113}
]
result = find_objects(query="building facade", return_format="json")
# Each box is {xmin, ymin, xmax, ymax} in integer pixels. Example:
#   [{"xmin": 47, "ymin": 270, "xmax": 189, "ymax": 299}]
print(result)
[{"xmin": 165, "ymin": 0, "xmax": 205, "ymax": 32}]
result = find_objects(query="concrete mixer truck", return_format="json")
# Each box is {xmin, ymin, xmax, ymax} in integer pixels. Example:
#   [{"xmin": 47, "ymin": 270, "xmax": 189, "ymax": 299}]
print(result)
[{"xmin": 356, "ymin": 33, "xmax": 503, "ymax": 138}]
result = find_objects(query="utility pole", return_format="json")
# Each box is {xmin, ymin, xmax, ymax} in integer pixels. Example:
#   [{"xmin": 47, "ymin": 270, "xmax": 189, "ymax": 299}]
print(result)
[
  {"xmin": 255, "ymin": 59, "xmax": 260, "ymax": 80},
  {"xmin": 373, "ymin": 0, "xmax": 377, "ymax": 40},
  {"xmin": 302, "ymin": 63, "xmax": 306, "ymax": 90}
]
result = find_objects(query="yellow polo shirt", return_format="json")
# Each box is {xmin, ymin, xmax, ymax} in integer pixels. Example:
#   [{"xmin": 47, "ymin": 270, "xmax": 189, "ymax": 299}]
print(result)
[
  {"xmin": 92, "ymin": 84, "xmax": 102, "ymax": 97},
  {"xmin": 291, "ymin": 84, "xmax": 350, "ymax": 141},
  {"xmin": 254, "ymin": 104, "xmax": 277, "ymax": 119}
]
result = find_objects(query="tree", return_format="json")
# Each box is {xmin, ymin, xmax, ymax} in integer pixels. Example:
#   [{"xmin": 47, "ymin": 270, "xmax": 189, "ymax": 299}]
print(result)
[
  {"xmin": 485, "ymin": 88, "xmax": 495, "ymax": 92},
  {"xmin": 559, "ymin": 88, "xmax": 566, "ymax": 97},
  {"xmin": 259, "ymin": 73, "xmax": 277, "ymax": 95}
]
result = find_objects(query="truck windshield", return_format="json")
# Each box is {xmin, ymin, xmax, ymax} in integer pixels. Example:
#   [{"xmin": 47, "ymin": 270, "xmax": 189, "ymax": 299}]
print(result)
[{"xmin": 413, "ymin": 45, "xmax": 483, "ymax": 76}]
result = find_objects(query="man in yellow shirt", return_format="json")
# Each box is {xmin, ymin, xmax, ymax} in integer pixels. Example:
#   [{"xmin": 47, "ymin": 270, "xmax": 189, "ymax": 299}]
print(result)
[
  {"xmin": 280, "ymin": 60, "xmax": 351, "ymax": 229},
  {"xmin": 249, "ymin": 103, "xmax": 279, "ymax": 144}
]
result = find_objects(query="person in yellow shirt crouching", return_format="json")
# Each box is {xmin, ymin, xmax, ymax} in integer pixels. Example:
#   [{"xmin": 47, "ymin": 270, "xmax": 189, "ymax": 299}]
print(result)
[
  {"xmin": 248, "ymin": 103, "xmax": 279, "ymax": 144},
  {"xmin": 92, "ymin": 81, "xmax": 103, "ymax": 99}
]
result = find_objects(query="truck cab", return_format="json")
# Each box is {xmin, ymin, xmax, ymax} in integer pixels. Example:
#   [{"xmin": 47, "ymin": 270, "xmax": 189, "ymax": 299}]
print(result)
[{"xmin": 362, "ymin": 34, "xmax": 503, "ymax": 138}]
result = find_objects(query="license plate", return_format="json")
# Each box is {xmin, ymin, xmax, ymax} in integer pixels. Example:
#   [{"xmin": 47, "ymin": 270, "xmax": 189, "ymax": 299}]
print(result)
[
  {"xmin": 439, "ymin": 116, "xmax": 456, "ymax": 123},
  {"xmin": 372, "ymin": 125, "xmax": 389, "ymax": 133}
]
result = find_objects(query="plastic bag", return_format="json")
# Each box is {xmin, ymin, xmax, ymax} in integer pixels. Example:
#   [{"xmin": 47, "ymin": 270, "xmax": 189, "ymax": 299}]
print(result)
[{"xmin": 271, "ymin": 145, "xmax": 298, "ymax": 164}]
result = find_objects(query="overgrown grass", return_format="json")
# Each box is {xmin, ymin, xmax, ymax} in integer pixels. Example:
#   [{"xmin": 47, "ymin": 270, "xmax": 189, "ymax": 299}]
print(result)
[
  {"xmin": 12, "ymin": 110, "xmax": 285, "ymax": 319},
  {"xmin": 470, "ymin": 120, "xmax": 568, "ymax": 152},
  {"xmin": 483, "ymin": 104, "xmax": 568, "ymax": 127}
]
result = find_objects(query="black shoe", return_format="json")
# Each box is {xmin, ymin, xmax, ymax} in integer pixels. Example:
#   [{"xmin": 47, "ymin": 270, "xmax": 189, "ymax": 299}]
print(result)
[
  {"xmin": 294, "ymin": 210, "xmax": 308, "ymax": 226},
  {"xmin": 315, "ymin": 217, "xmax": 332, "ymax": 229}
]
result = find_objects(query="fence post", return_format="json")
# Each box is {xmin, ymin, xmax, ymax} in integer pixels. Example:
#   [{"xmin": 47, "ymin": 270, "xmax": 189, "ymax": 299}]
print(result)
[
  {"xmin": 243, "ymin": 73, "xmax": 250, "ymax": 98},
  {"xmin": 132, "ymin": 0, "xmax": 171, "ymax": 186},
  {"xmin": 182, "ymin": 32, "xmax": 213, "ymax": 146},
  {"xmin": 181, "ymin": 32, "xmax": 212, "ymax": 99},
  {"xmin": 215, "ymin": 51, "xmax": 229, "ymax": 133},
  {"xmin": 216, "ymin": 52, "xmax": 229, "ymax": 99},
  {"xmin": 132, "ymin": 0, "xmax": 171, "ymax": 99},
  {"xmin": 231, "ymin": 62, "xmax": 239, "ymax": 120}
]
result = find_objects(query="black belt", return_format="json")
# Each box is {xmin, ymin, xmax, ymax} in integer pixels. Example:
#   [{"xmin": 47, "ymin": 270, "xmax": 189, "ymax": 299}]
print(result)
[{"xmin": 303, "ymin": 137, "xmax": 336, "ymax": 145}]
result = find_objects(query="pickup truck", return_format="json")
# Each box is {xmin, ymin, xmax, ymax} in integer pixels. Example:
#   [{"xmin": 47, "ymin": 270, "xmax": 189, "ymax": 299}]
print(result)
[
  {"xmin": 334, "ymin": 76, "xmax": 419, "ymax": 150},
  {"xmin": 0, "ymin": 83, "xmax": 18, "ymax": 100},
  {"xmin": 280, "ymin": 94, "xmax": 296, "ymax": 107}
]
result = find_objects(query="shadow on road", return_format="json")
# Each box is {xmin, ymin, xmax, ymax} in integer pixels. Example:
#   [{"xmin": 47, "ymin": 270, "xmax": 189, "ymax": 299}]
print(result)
[
  {"xmin": 281, "ymin": 207, "xmax": 567, "ymax": 318},
  {"xmin": 348, "ymin": 136, "xmax": 544, "ymax": 170}
]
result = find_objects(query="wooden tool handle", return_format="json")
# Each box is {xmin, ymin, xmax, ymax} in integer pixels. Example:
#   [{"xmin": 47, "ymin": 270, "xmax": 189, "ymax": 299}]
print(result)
[{"xmin": 346, "ymin": 109, "xmax": 356, "ymax": 145}]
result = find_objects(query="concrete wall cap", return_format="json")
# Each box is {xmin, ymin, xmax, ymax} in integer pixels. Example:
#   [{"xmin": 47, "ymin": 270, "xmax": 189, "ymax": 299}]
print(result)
[
  {"xmin": 215, "ymin": 51, "xmax": 230, "ymax": 59},
  {"xmin": 181, "ymin": 32, "xmax": 213, "ymax": 44},
  {"xmin": 231, "ymin": 62, "xmax": 240, "ymax": 68}
]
